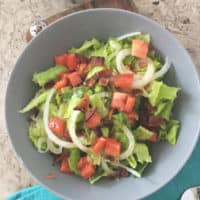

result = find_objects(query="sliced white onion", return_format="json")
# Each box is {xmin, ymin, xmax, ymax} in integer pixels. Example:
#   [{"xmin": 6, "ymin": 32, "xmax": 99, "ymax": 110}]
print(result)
[
  {"xmin": 101, "ymin": 159, "xmax": 115, "ymax": 175},
  {"xmin": 67, "ymin": 110, "xmax": 90, "ymax": 153},
  {"xmin": 47, "ymin": 138, "xmax": 62, "ymax": 154},
  {"xmin": 132, "ymin": 60, "xmax": 154, "ymax": 89},
  {"xmin": 116, "ymin": 48, "xmax": 132, "ymax": 73},
  {"xmin": 153, "ymin": 57, "xmax": 170, "ymax": 79},
  {"xmin": 119, "ymin": 126, "xmax": 135, "ymax": 160},
  {"xmin": 117, "ymin": 32, "xmax": 141, "ymax": 41},
  {"xmin": 43, "ymin": 88, "xmax": 76, "ymax": 149},
  {"xmin": 37, "ymin": 137, "xmax": 48, "ymax": 153},
  {"xmin": 105, "ymin": 159, "xmax": 141, "ymax": 178},
  {"xmin": 91, "ymin": 92, "xmax": 111, "ymax": 99}
]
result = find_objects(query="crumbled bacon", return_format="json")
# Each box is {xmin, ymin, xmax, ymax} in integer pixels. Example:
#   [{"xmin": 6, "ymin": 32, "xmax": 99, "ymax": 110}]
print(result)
[
  {"xmin": 89, "ymin": 56, "xmax": 104, "ymax": 67},
  {"xmin": 84, "ymin": 74, "xmax": 98, "ymax": 87},
  {"xmin": 85, "ymin": 107, "xmax": 96, "ymax": 121},
  {"xmin": 148, "ymin": 116, "xmax": 166, "ymax": 127},
  {"xmin": 75, "ymin": 94, "xmax": 90, "ymax": 111},
  {"xmin": 138, "ymin": 58, "xmax": 148, "ymax": 68},
  {"xmin": 117, "ymin": 168, "xmax": 129, "ymax": 177},
  {"xmin": 98, "ymin": 77, "xmax": 110, "ymax": 86}
]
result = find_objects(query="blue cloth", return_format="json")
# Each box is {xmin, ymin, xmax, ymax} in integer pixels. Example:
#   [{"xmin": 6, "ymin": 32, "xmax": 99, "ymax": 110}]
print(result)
[{"xmin": 7, "ymin": 140, "xmax": 200, "ymax": 200}]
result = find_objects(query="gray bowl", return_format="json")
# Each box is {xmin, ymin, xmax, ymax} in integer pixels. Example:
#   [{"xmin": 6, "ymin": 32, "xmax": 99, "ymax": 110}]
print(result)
[{"xmin": 5, "ymin": 8, "xmax": 200, "ymax": 200}]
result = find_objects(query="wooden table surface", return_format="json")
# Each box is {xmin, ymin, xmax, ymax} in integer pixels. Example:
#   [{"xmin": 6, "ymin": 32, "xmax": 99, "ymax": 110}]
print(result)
[{"xmin": 0, "ymin": 0, "xmax": 199, "ymax": 199}]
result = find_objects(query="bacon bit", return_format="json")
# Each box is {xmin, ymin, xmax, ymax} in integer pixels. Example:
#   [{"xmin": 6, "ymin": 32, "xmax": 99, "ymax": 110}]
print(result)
[
  {"xmin": 44, "ymin": 173, "xmax": 56, "ymax": 179},
  {"xmin": 138, "ymin": 58, "xmax": 148, "ymax": 68},
  {"xmin": 84, "ymin": 75, "xmax": 98, "ymax": 87},
  {"xmin": 148, "ymin": 116, "xmax": 166, "ymax": 127},
  {"xmin": 98, "ymin": 69, "xmax": 112, "ymax": 78},
  {"xmin": 117, "ymin": 167, "xmax": 129, "ymax": 177},
  {"xmin": 77, "ymin": 63, "xmax": 89, "ymax": 78},
  {"xmin": 75, "ymin": 94, "xmax": 90, "ymax": 111},
  {"xmin": 85, "ymin": 107, "xmax": 96, "ymax": 121},
  {"xmin": 145, "ymin": 103, "xmax": 156, "ymax": 114},
  {"xmin": 76, "ymin": 54, "xmax": 88, "ymax": 64},
  {"xmin": 89, "ymin": 56, "xmax": 105, "ymax": 67},
  {"xmin": 98, "ymin": 77, "xmax": 110, "ymax": 86}
]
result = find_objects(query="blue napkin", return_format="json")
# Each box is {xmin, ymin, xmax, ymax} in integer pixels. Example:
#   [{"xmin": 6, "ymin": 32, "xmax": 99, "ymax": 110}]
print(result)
[{"xmin": 6, "ymin": 140, "xmax": 200, "ymax": 200}]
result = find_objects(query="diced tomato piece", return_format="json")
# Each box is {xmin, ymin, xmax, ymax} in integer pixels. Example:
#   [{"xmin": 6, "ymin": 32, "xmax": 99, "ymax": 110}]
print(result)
[
  {"xmin": 60, "ymin": 72, "xmax": 68, "ymax": 80},
  {"xmin": 114, "ymin": 73, "xmax": 134, "ymax": 89},
  {"xmin": 80, "ymin": 163, "xmax": 95, "ymax": 180},
  {"xmin": 132, "ymin": 39, "xmax": 149, "ymax": 59},
  {"xmin": 149, "ymin": 133, "xmax": 157, "ymax": 142},
  {"xmin": 48, "ymin": 117, "xmax": 65, "ymax": 137},
  {"xmin": 92, "ymin": 137, "xmax": 106, "ymax": 154},
  {"xmin": 55, "ymin": 54, "xmax": 66, "ymax": 66},
  {"xmin": 60, "ymin": 157, "xmax": 71, "ymax": 174},
  {"xmin": 67, "ymin": 72, "xmax": 82, "ymax": 87},
  {"xmin": 77, "ymin": 157, "xmax": 88, "ymax": 171},
  {"xmin": 124, "ymin": 95, "xmax": 136, "ymax": 113},
  {"xmin": 126, "ymin": 112, "xmax": 138, "ymax": 123},
  {"xmin": 77, "ymin": 63, "xmax": 88, "ymax": 77},
  {"xmin": 75, "ymin": 94, "xmax": 90, "ymax": 111},
  {"xmin": 54, "ymin": 78, "xmax": 68, "ymax": 90},
  {"xmin": 85, "ymin": 112, "xmax": 101, "ymax": 129},
  {"xmin": 104, "ymin": 138, "xmax": 121, "ymax": 157},
  {"xmin": 65, "ymin": 53, "xmax": 78, "ymax": 71},
  {"xmin": 111, "ymin": 92, "xmax": 127, "ymax": 111}
]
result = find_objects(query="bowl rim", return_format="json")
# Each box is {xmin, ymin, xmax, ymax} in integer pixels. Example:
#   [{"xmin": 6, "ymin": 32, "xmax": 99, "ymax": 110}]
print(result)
[{"xmin": 5, "ymin": 8, "xmax": 200, "ymax": 200}]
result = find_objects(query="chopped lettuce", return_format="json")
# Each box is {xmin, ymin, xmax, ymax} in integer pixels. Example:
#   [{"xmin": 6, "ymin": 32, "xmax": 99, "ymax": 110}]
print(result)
[
  {"xmin": 87, "ymin": 152, "xmax": 102, "ymax": 165},
  {"xmin": 127, "ymin": 155, "xmax": 137, "ymax": 169},
  {"xmin": 113, "ymin": 131, "xmax": 129, "ymax": 151},
  {"xmin": 134, "ymin": 143, "xmax": 152, "ymax": 164},
  {"xmin": 69, "ymin": 38, "xmax": 102, "ymax": 56},
  {"xmin": 86, "ymin": 66, "xmax": 104, "ymax": 80},
  {"xmin": 149, "ymin": 81, "xmax": 180, "ymax": 106},
  {"xmin": 104, "ymin": 38, "xmax": 121, "ymax": 70},
  {"xmin": 28, "ymin": 114, "xmax": 47, "ymax": 150},
  {"xmin": 32, "ymin": 66, "xmax": 67, "ymax": 87},
  {"xmin": 112, "ymin": 112, "xmax": 129, "ymax": 128},
  {"xmin": 101, "ymin": 127, "xmax": 109, "ymax": 137},
  {"xmin": 90, "ymin": 95, "xmax": 108, "ymax": 118},
  {"xmin": 68, "ymin": 148, "xmax": 81, "ymax": 174},
  {"xmin": 89, "ymin": 167, "xmax": 106, "ymax": 184},
  {"xmin": 148, "ymin": 81, "xmax": 180, "ymax": 120},
  {"xmin": 155, "ymin": 101, "xmax": 173, "ymax": 120},
  {"xmin": 134, "ymin": 126, "xmax": 153, "ymax": 141},
  {"xmin": 82, "ymin": 128, "xmax": 96, "ymax": 146},
  {"xmin": 159, "ymin": 120, "xmax": 180, "ymax": 144},
  {"xmin": 64, "ymin": 94, "xmax": 80, "ymax": 119},
  {"xmin": 20, "ymin": 89, "xmax": 49, "ymax": 113}
]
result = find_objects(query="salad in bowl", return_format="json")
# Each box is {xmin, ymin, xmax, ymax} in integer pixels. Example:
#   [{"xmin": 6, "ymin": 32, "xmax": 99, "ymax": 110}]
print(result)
[{"xmin": 20, "ymin": 32, "xmax": 180, "ymax": 184}]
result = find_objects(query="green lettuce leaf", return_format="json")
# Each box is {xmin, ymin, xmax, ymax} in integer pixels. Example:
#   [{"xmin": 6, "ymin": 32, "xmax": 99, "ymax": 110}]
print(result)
[
  {"xmin": 127, "ymin": 155, "xmax": 137, "ymax": 169},
  {"xmin": 159, "ymin": 120, "xmax": 180, "ymax": 144},
  {"xmin": 149, "ymin": 81, "xmax": 180, "ymax": 106},
  {"xmin": 20, "ymin": 89, "xmax": 49, "ymax": 113},
  {"xmin": 101, "ymin": 127, "xmax": 109, "ymax": 138},
  {"xmin": 87, "ymin": 152, "xmax": 102, "ymax": 165},
  {"xmin": 68, "ymin": 148, "xmax": 81, "ymax": 174},
  {"xmin": 82, "ymin": 128, "xmax": 96, "ymax": 146},
  {"xmin": 90, "ymin": 95, "xmax": 108, "ymax": 118},
  {"xmin": 113, "ymin": 131, "xmax": 129, "ymax": 151},
  {"xmin": 134, "ymin": 126, "xmax": 153, "ymax": 141},
  {"xmin": 134, "ymin": 143, "xmax": 152, "ymax": 164},
  {"xmin": 32, "ymin": 66, "xmax": 67, "ymax": 87},
  {"xmin": 86, "ymin": 66, "xmax": 104, "ymax": 79},
  {"xmin": 28, "ymin": 114, "xmax": 47, "ymax": 150},
  {"xmin": 154, "ymin": 101, "xmax": 173, "ymax": 120},
  {"xmin": 69, "ymin": 38, "xmax": 102, "ymax": 56},
  {"xmin": 89, "ymin": 167, "xmax": 106, "ymax": 184}
]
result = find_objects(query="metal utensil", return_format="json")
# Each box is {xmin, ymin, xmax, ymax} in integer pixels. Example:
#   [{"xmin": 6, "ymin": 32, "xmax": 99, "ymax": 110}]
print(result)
[{"xmin": 181, "ymin": 187, "xmax": 200, "ymax": 200}]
